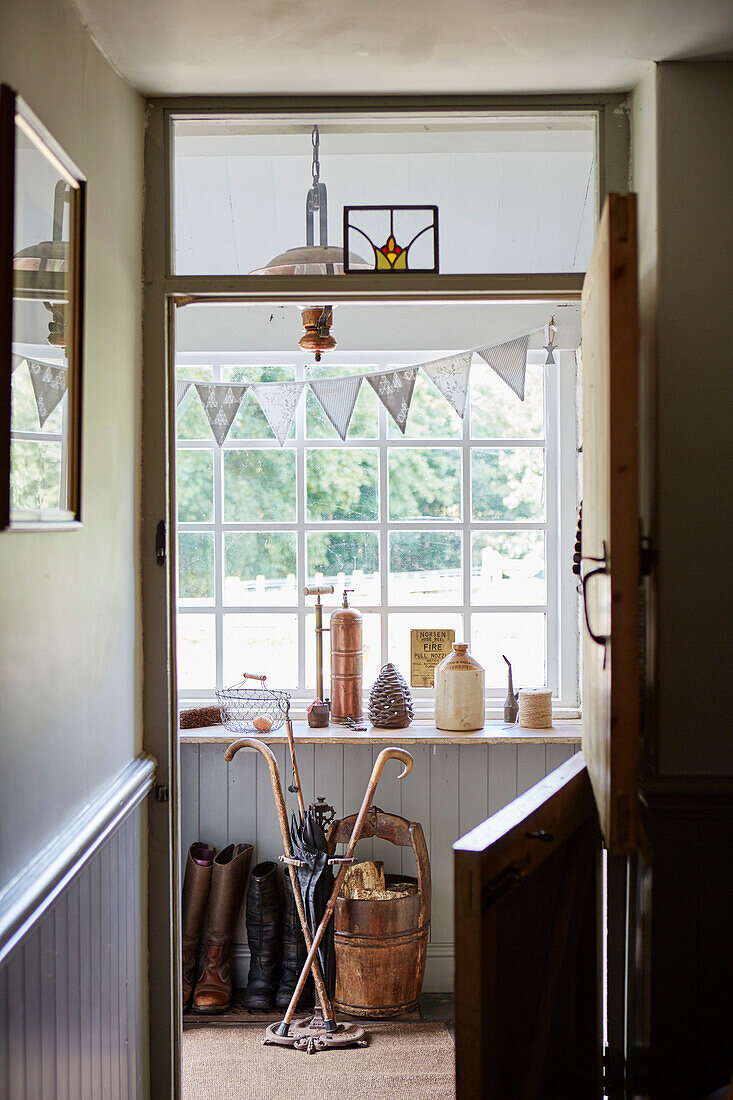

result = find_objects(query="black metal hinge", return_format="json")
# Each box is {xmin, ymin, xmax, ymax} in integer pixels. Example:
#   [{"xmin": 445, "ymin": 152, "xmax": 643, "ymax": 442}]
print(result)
[
  {"xmin": 154, "ymin": 783, "xmax": 169, "ymax": 803},
  {"xmin": 155, "ymin": 520, "xmax": 166, "ymax": 566}
]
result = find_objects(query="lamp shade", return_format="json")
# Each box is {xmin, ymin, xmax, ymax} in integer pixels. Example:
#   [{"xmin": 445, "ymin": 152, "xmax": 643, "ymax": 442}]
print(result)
[{"xmin": 250, "ymin": 244, "xmax": 370, "ymax": 276}]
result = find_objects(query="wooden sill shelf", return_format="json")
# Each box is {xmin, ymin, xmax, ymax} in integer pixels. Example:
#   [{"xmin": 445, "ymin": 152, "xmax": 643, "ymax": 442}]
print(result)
[{"xmin": 179, "ymin": 719, "xmax": 582, "ymax": 747}]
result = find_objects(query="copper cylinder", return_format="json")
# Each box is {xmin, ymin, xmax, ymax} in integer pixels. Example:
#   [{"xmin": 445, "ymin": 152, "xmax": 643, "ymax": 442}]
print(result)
[{"xmin": 330, "ymin": 590, "xmax": 363, "ymax": 722}]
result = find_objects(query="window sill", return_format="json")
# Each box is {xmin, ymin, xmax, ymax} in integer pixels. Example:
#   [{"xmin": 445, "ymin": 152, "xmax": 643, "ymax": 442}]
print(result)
[{"xmin": 179, "ymin": 718, "xmax": 582, "ymax": 747}]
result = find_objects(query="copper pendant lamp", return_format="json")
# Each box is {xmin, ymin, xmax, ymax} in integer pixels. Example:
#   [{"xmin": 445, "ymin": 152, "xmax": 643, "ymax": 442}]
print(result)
[
  {"xmin": 250, "ymin": 126, "xmax": 369, "ymax": 360},
  {"xmin": 13, "ymin": 179, "xmax": 72, "ymax": 348}
]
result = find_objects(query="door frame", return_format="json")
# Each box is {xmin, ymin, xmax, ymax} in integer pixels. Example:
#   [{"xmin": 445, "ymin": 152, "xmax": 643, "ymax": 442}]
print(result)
[{"xmin": 141, "ymin": 93, "xmax": 629, "ymax": 1097}]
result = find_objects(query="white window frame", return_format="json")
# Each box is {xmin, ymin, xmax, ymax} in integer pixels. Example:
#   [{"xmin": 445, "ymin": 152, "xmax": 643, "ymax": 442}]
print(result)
[{"xmin": 175, "ymin": 343, "xmax": 579, "ymax": 717}]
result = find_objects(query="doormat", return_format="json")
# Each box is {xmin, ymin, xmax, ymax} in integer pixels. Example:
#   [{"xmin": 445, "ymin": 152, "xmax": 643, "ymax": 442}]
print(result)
[{"xmin": 182, "ymin": 1021, "xmax": 455, "ymax": 1100}]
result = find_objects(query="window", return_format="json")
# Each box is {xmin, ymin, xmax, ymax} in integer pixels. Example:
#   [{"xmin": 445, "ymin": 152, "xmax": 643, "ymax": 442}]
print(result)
[{"xmin": 175, "ymin": 311, "xmax": 579, "ymax": 716}]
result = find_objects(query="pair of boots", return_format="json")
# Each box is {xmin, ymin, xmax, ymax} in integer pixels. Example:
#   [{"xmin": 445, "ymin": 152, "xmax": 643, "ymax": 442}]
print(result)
[
  {"xmin": 243, "ymin": 861, "xmax": 311, "ymax": 1012},
  {"xmin": 181, "ymin": 841, "xmax": 252, "ymax": 1013}
]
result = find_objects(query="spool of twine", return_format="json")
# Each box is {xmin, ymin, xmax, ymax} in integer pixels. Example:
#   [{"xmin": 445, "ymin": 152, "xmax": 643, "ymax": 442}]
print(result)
[{"xmin": 518, "ymin": 688, "xmax": 553, "ymax": 729}]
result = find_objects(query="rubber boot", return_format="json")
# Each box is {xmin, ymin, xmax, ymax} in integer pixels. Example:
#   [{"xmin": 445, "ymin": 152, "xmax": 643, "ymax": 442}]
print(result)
[
  {"xmin": 181, "ymin": 843, "xmax": 215, "ymax": 1011},
  {"xmin": 275, "ymin": 871, "xmax": 312, "ymax": 1011},
  {"xmin": 242, "ymin": 861, "xmax": 280, "ymax": 1010},
  {"xmin": 192, "ymin": 843, "xmax": 253, "ymax": 1013}
]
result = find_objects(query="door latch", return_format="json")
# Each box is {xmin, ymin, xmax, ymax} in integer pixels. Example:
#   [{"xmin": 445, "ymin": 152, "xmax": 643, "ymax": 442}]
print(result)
[{"xmin": 155, "ymin": 520, "xmax": 166, "ymax": 566}]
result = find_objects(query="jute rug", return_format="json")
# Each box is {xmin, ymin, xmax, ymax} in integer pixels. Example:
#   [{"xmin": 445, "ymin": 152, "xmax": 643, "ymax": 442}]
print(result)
[{"xmin": 182, "ymin": 1022, "xmax": 455, "ymax": 1100}]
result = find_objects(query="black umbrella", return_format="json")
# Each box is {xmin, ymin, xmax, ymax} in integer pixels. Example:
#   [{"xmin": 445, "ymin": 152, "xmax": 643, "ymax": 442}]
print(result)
[{"xmin": 289, "ymin": 808, "xmax": 336, "ymax": 998}]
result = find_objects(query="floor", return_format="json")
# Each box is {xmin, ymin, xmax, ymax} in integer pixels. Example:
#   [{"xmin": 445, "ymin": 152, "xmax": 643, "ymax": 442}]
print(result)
[{"xmin": 184, "ymin": 992, "xmax": 454, "ymax": 1032}]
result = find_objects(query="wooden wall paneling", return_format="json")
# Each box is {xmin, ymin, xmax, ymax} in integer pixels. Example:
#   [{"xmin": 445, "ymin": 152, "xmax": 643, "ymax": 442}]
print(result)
[
  {"xmin": 517, "ymin": 743, "xmax": 548, "ymax": 795},
  {"xmin": 90, "ymin": 855, "xmax": 103, "ymax": 1098},
  {"xmin": 459, "ymin": 745, "xmax": 490, "ymax": 838},
  {"xmin": 23, "ymin": 925, "xmax": 42, "ymax": 1098},
  {"xmin": 7, "ymin": 948, "xmax": 25, "ymax": 1097},
  {"xmin": 342, "ymin": 746, "xmax": 375, "ymax": 863},
  {"xmin": 255, "ymin": 745, "xmax": 287, "ymax": 864},
  {"xmin": 430, "ymin": 746, "xmax": 460, "ymax": 945},
  {"xmin": 100, "ymin": 841, "xmax": 113, "ymax": 1098},
  {"xmin": 488, "ymin": 744, "xmax": 518, "ymax": 815},
  {"xmin": 315, "ymin": 746, "xmax": 344, "ymax": 822},
  {"xmin": 546, "ymin": 742, "xmax": 578, "ymax": 773},
  {"xmin": 179, "ymin": 743, "xmax": 200, "ymax": 874},
  {"xmin": 53, "ymin": 892, "xmax": 70, "ymax": 1100},
  {"xmin": 125, "ymin": 814, "xmax": 139, "ymax": 1095},
  {"xmin": 286, "ymin": 743, "xmax": 315, "ymax": 822},
  {"xmin": 66, "ymin": 867, "xmax": 83, "ymax": 1099},
  {"xmin": 0, "ymin": 963, "xmax": 8, "ymax": 1098},
  {"xmin": 198, "ymin": 743, "xmax": 229, "ymax": 851},
  {"xmin": 115, "ymin": 831, "xmax": 128, "ymax": 1100},
  {"xmin": 400, "ymin": 744, "xmax": 431, "ymax": 879},
  {"xmin": 40, "ymin": 902, "xmax": 57, "ymax": 1097},
  {"xmin": 77, "ymin": 864, "xmax": 93, "ymax": 1099},
  {"xmin": 370, "ymin": 744, "xmax": 404, "ymax": 876}
]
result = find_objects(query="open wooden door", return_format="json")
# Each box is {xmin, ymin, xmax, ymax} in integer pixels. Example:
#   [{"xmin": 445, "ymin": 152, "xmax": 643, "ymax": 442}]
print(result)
[
  {"xmin": 454, "ymin": 753, "xmax": 601, "ymax": 1099},
  {"xmin": 581, "ymin": 192, "xmax": 642, "ymax": 856}
]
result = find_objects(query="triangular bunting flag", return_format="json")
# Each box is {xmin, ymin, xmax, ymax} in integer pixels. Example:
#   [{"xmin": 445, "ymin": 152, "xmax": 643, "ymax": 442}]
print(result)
[
  {"xmin": 251, "ymin": 382, "xmax": 305, "ymax": 446},
  {"xmin": 27, "ymin": 358, "xmax": 68, "ymax": 427},
  {"xmin": 421, "ymin": 352, "xmax": 472, "ymax": 419},
  {"xmin": 474, "ymin": 334, "xmax": 530, "ymax": 401},
  {"xmin": 194, "ymin": 383, "xmax": 248, "ymax": 446},
  {"xmin": 309, "ymin": 375, "xmax": 363, "ymax": 441},
  {"xmin": 366, "ymin": 367, "xmax": 418, "ymax": 433},
  {"xmin": 11, "ymin": 353, "xmax": 25, "ymax": 374},
  {"xmin": 176, "ymin": 379, "xmax": 192, "ymax": 408}
]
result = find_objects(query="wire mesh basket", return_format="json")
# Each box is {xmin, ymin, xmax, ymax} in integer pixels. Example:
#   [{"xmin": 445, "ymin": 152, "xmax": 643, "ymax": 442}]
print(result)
[{"xmin": 216, "ymin": 673, "xmax": 290, "ymax": 734}]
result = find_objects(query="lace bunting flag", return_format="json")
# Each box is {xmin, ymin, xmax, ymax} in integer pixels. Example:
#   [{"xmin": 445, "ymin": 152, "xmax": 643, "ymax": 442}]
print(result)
[
  {"xmin": 475, "ymin": 334, "xmax": 530, "ymax": 401},
  {"xmin": 27, "ymin": 357, "xmax": 69, "ymax": 427},
  {"xmin": 366, "ymin": 367, "xmax": 418, "ymax": 433},
  {"xmin": 251, "ymin": 382, "xmax": 306, "ymax": 446},
  {"xmin": 195, "ymin": 383, "xmax": 248, "ymax": 446},
  {"xmin": 308, "ymin": 375, "xmax": 363, "ymax": 441},
  {"xmin": 11, "ymin": 353, "xmax": 25, "ymax": 374},
  {"xmin": 176, "ymin": 379, "xmax": 192, "ymax": 408},
  {"xmin": 421, "ymin": 352, "xmax": 472, "ymax": 418}
]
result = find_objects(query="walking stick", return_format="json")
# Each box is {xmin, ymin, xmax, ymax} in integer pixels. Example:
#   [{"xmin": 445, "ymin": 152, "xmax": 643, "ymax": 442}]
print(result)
[
  {"xmin": 224, "ymin": 737, "xmax": 335, "ymax": 1026},
  {"xmin": 275, "ymin": 746, "xmax": 413, "ymax": 1038}
]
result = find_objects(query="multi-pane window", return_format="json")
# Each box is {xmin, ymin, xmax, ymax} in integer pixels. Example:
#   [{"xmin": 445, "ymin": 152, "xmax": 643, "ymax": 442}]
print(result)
[
  {"xmin": 175, "ymin": 347, "xmax": 578, "ymax": 715},
  {"xmin": 9, "ymin": 344, "xmax": 69, "ymax": 514}
]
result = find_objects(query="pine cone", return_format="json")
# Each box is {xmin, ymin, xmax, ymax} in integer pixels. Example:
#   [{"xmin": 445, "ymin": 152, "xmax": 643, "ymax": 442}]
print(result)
[{"xmin": 368, "ymin": 664, "xmax": 414, "ymax": 729}]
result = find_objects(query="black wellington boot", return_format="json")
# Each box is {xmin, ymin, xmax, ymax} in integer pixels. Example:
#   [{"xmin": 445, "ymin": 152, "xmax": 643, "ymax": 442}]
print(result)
[
  {"xmin": 242, "ymin": 861, "xmax": 280, "ymax": 1010},
  {"xmin": 275, "ymin": 872, "xmax": 312, "ymax": 1012}
]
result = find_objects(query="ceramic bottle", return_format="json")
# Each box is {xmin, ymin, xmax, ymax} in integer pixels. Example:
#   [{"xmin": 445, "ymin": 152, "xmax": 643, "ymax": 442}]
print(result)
[{"xmin": 434, "ymin": 642, "xmax": 485, "ymax": 731}]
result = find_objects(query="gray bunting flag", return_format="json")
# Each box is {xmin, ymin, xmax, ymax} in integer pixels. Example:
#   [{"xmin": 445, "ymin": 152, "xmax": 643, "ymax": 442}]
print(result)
[
  {"xmin": 11, "ymin": 353, "xmax": 25, "ymax": 374},
  {"xmin": 176, "ymin": 379, "xmax": 193, "ymax": 408},
  {"xmin": 251, "ymin": 381, "xmax": 305, "ymax": 446},
  {"xmin": 27, "ymin": 357, "xmax": 68, "ymax": 427},
  {"xmin": 421, "ymin": 352, "xmax": 472, "ymax": 418},
  {"xmin": 366, "ymin": 367, "xmax": 418, "ymax": 433},
  {"xmin": 309, "ymin": 375, "xmax": 363, "ymax": 441},
  {"xmin": 475, "ymin": 334, "xmax": 530, "ymax": 401},
  {"xmin": 195, "ymin": 383, "xmax": 248, "ymax": 446}
]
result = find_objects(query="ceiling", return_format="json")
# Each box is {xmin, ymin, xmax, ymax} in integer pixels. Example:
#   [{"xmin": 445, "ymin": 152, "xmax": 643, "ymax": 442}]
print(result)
[{"xmin": 71, "ymin": 0, "xmax": 733, "ymax": 96}]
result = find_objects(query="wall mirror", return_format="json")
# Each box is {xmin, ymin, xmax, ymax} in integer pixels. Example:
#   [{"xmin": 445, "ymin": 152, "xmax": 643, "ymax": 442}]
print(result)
[{"xmin": 1, "ymin": 85, "xmax": 85, "ymax": 529}]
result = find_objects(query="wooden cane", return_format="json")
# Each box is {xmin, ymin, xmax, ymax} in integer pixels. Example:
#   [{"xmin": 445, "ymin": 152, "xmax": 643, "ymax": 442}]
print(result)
[
  {"xmin": 276, "ymin": 747, "xmax": 413, "ymax": 1035},
  {"xmin": 224, "ymin": 737, "xmax": 335, "ymax": 1024}
]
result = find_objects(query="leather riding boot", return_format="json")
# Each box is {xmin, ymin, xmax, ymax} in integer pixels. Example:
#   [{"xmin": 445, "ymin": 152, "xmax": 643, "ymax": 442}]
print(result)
[
  {"xmin": 181, "ymin": 843, "xmax": 215, "ymax": 1011},
  {"xmin": 192, "ymin": 843, "xmax": 253, "ymax": 1013},
  {"xmin": 242, "ymin": 861, "xmax": 280, "ymax": 1010},
  {"xmin": 275, "ymin": 872, "xmax": 311, "ymax": 1011}
]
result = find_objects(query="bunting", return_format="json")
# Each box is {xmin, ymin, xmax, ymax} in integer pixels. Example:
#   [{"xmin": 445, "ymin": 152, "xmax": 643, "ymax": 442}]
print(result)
[
  {"xmin": 195, "ymin": 382, "xmax": 248, "ymax": 446},
  {"xmin": 309, "ymin": 374, "xmax": 363, "ymax": 441},
  {"xmin": 172, "ymin": 320, "xmax": 559, "ymax": 446},
  {"xmin": 27, "ymin": 358, "xmax": 68, "ymax": 427}
]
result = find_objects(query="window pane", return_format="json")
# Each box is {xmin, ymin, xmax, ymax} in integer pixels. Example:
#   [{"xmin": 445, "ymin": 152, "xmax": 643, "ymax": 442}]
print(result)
[
  {"xmin": 224, "ymin": 450, "xmax": 296, "ymax": 521},
  {"xmin": 306, "ymin": 449, "xmax": 378, "ymax": 522},
  {"xmin": 471, "ymin": 531, "xmax": 546, "ymax": 605},
  {"xmin": 471, "ymin": 612, "xmax": 546, "ymax": 688},
  {"xmin": 306, "ymin": 611, "xmax": 381, "ymax": 693},
  {"xmin": 177, "ymin": 450, "xmax": 214, "ymax": 521},
  {"xmin": 221, "ymin": 365, "xmax": 296, "ymax": 440},
  {"xmin": 387, "ymin": 369, "xmax": 461, "ymax": 439},
  {"xmin": 179, "ymin": 533, "xmax": 215, "ymax": 604},
  {"xmin": 471, "ymin": 448, "xmax": 544, "ymax": 521},
  {"xmin": 305, "ymin": 364, "xmax": 378, "ymax": 440},
  {"xmin": 306, "ymin": 532, "xmax": 379, "ymax": 606},
  {"xmin": 388, "ymin": 612, "xmax": 463, "ymax": 682},
  {"xmin": 10, "ymin": 440, "xmax": 63, "ymax": 511},
  {"xmin": 224, "ymin": 532, "xmax": 297, "ymax": 606},
  {"xmin": 176, "ymin": 365, "xmax": 214, "ymax": 440},
  {"xmin": 471, "ymin": 362, "xmax": 544, "ymax": 439},
  {"xmin": 223, "ymin": 614, "xmax": 298, "ymax": 686},
  {"xmin": 11, "ymin": 360, "xmax": 64, "ymax": 434},
  {"xmin": 389, "ymin": 532, "xmax": 462, "ymax": 606},
  {"xmin": 388, "ymin": 448, "xmax": 461, "ymax": 521},
  {"xmin": 178, "ymin": 614, "xmax": 215, "ymax": 689}
]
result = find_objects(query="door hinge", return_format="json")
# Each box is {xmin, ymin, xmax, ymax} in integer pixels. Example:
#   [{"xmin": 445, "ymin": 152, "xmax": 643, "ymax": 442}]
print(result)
[
  {"xmin": 154, "ymin": 783, "xmax": 169, "ymax": 803},
  {"xmin": 640, "ymin": 535, "xmax": 657, "ymax": 577},
  {"xmin": 155, "ymin": 520, "xmax": 166, "ymax": 566}
]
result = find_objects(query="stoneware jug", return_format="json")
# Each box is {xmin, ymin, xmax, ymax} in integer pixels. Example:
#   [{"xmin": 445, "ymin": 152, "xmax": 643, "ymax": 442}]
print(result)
[{"xmin": 434, "ymin": 642, "xmax": 485, "ymax": 731}]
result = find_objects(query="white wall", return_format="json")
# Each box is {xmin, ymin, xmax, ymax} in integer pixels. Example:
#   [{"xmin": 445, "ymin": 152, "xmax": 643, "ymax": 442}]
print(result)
[
  {"xmin": 0, "ymin": 0, "xmax": 145, "ymax": 887},
  {"xmin": 632, "ymin": 62, "xmax": 733, "ymax": 775}
]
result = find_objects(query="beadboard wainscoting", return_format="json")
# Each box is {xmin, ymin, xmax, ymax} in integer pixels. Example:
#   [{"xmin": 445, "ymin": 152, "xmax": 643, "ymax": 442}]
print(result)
[
  {"xmin": 0, "ymin": 759, "xmax": 153, "ymax": 1100},
  {"xmin": 180, "ymin": 740, "xmax": 579, "ymax": 991}
]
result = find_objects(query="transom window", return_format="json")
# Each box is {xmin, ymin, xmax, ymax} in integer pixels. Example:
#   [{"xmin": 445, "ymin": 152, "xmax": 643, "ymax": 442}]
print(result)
[{"xmin": 175, "ymin": 333, "xmax": 578, "ymax": 716}]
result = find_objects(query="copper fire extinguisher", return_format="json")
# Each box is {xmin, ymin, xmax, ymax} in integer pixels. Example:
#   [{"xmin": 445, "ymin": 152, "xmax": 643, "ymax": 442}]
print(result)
[{"xmin": 330, "ymin": 589, "xmax": 363, "ymax": 723}]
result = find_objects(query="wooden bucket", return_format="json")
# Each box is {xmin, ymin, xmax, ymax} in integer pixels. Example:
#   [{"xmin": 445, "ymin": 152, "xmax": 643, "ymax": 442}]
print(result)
[{"xmin": 327, "ymin": 809, "xmax": 431, "ymax": 1018}]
